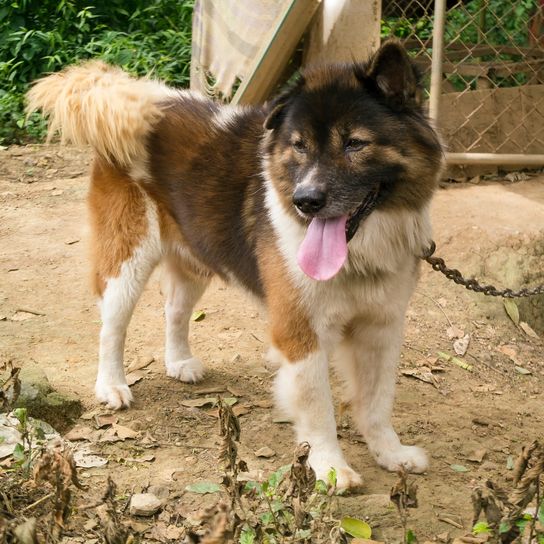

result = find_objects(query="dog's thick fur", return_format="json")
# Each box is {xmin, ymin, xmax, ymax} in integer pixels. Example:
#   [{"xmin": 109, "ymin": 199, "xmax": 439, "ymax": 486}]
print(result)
[{"xmin": 28, "ymin": 42, "xmax": 444, "ymax": 489}]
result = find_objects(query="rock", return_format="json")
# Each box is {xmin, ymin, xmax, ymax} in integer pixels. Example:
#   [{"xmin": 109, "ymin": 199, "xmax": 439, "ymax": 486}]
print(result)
[
  {"xmin": 148, "ymin": 485, "xmax": 170, "ymax": 501},
  {"xmin": 255, "ymin": 446, "xmax": 276, "ymax": 458},
  {"xmin": 0, "ymin": 413, "xmax": 60, "ymax": 459},
  {"xmin": 15, "ymin": 366, "xmax": 83, "ymax": 431},
  {"xmin": 129, "ymin": 493, "xmax": 162, "ymax": 517}
]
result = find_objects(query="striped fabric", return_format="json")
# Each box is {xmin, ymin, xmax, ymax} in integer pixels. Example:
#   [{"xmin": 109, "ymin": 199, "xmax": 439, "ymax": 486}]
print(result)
[{"xmin": 190, "ymin": 0, "xmax": 292, "ymax": 98}]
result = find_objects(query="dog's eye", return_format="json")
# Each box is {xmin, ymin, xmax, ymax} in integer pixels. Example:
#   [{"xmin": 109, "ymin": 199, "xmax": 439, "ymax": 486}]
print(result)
[
  {"xmin": 344, "ymin": 138, "xmax": 369, "ymax": 152},
  {"xmin": 292, "ymin": 140, "xmax": 307, "ymax": 153}
]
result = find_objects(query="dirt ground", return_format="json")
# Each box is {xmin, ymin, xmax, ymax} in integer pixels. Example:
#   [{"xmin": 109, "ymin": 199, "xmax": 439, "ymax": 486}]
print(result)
[{"xmin": 1, "ymin": 144, "xmax": 544, "ymax": 542}]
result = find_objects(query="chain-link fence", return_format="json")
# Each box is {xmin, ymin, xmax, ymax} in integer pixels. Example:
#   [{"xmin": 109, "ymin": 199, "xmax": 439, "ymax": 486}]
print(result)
[{"xmin": 381, "ymin": 0, "xmax": 544, "ymax": 164}]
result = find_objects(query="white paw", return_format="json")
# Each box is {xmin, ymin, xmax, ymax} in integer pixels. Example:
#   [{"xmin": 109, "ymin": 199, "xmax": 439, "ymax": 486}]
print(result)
[
  {"xmin": 374, "ymin": 445, "xmax": 428, "ymax": 474},
  {"xmin": 310, "ymin": 453, "xmax": 363, "ymax": 491},
  {"xmin": 95, "ymin": 382, "xmax": 133, "ymax": 410},
  {"xmin": 166, "ymin": 357, "xmax": 205, "ymax": 383}
]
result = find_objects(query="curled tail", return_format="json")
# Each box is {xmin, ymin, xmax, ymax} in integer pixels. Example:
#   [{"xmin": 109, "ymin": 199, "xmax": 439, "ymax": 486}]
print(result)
[{"xmin": 27, "ymin": 61, "xmax": 173, "ymax": 167}]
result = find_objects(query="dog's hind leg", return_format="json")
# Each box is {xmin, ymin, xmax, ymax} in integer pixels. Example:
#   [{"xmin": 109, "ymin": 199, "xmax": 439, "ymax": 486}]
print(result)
[
  {"xmin": 336, "ymin": 317, "xmax": 428, "ymax": 474},
  {"xmin": 163, "ymin": 256, "xmax": 209, "ymax": 383},
  {"xmin": 90, "ymin": 161, "xmax": 162, "ymax": 409}
]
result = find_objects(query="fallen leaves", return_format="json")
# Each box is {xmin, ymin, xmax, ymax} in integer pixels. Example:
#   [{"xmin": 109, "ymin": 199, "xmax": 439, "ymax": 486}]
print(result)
[
  {"xmin": 453, "ymin": 333, "xmax": 471, "ymax": 357},
  {"xmin": 191, "ymin": 310, "xmax": 206, "ymax": 322},
  {"xmin": 340, "ymin": 517, "xmax": 372, "ymax": 539},
  {"xmin": 465, "ymin": 449, "xmax": 487, "ymax": 464},
  {"xmin": 254, "ymin": 446, "xmax": 276, "ymax": 458},
  {"xmin": 72, "ymin": 445, "xmax": 108, "ymax": 468},
  {"xmin": 184, "ymin": 481, "xmax": 222, "ymax": 494},
  {"xmin": 450, "ymin": 464, "xmax": 470, "ymax": 473},
  {"xmin": 126, "ymin": 355, "xmax": 154, "ymax": 373},
  {"xmin": 10, "ymin": 310, "xmax": 44, "ymax": 321},
  {"xmin": 181, "ymin": 397, "xmax": 237, "ymax": 409},
  {"xmin": 519, "ymin": 321, "xmax": 539, "ymax": 339},
  {"xmin": 503, "ymin": 299, "xmax": 520, "ymax": 326},
  {"xmin": 401, "ymin": 368, "xmax": 444, "ymax": 392},
  {"xmin": 437, "ymin": 351, "xmax": 473, "ymax": 372},
  {"xmin": 99, "ymin": 424, "xmax": 139, "ymax": 443}
]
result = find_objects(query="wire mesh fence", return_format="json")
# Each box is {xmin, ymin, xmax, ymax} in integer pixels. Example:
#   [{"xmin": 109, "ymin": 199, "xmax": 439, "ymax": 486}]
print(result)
[{"xmin": 381, "ymin": 0, "xmax": 544, "ymax": 158}]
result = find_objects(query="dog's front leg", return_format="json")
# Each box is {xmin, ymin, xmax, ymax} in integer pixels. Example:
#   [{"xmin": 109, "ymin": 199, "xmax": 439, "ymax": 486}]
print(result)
[
  {"xmin": 272, "ymin": 346, "xmax": 362, "ymax": 490},
  {"xmin": 336, "ymin": 317, "xmax": 428, "ymax": 473}
]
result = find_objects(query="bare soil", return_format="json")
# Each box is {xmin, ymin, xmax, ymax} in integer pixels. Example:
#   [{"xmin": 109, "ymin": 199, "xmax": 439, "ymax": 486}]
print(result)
[{"xmin": 1, "ymin": 144, "xmax": 544, "ymax": 542}]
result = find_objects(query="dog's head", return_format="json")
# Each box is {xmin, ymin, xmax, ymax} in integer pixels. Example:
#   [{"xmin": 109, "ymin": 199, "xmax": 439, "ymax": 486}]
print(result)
[{"xmin": 262, "ymin": 40, "xmax": 444, "ymax": 280}]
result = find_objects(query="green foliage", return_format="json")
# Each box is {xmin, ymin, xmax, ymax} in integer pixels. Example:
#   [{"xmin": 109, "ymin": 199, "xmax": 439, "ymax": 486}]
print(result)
[
  {"xmin": 239, "ymin": 466, "xmax": 349, "ymax": 543},
  {"xmin": 472, "ymin": 521, "xmax": 491, "ymax": 535},
  {"xmin": 340, "ymin": 517, "xmax": 372, "ymax": 539},
  {"xmin": 0, "ymin": 0, "xmax": 194, "ymax": 144}
]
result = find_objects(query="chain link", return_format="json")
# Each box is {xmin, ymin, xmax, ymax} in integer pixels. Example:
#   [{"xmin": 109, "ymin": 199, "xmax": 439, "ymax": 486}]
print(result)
[{"xmin": 421, "ymin": 241, "xmax": 544, "ymax": 298}]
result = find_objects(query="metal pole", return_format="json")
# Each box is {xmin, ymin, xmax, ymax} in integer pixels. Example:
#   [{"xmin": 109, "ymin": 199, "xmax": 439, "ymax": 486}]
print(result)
[
  {"xmin": 429, "ymin": 0, "xmax": 446, "ymax": 121},
  {"xmin": 446, "ymin": 152, "xmax": 544, "ymax": 166}
]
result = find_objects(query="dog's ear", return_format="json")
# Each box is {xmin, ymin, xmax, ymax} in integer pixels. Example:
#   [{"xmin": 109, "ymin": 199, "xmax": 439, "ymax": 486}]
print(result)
[
  {"xmin": 263, "ymin": 76, "xmax": 304, "ymax": 130},
  {"xmin": 358, "ymin": 40, "xmax": 419, "ymax": 109}
]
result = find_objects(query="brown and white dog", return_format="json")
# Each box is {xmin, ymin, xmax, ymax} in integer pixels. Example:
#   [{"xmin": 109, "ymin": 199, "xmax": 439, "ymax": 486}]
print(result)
[{"xmin": 28, "ymin": 41, "xmax": 444, "ymax": 489}]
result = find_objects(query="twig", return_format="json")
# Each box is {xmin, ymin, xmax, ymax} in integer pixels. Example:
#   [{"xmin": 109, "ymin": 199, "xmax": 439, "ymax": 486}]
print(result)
[
  {"xmin": 22, "ymin": 492, "xmax": 55, "ymax": 512},
  {"xmin": 528, "ymin": 476, "xmax": 540, "ymax": 544},
  {"xmin": 437, "ymin": 514, "xmax": 464, "ymax": 529},
  {"xmin": 417, "ymin": 291, "xmax": 453, "ymax": 328},
  {"xmin": 15, "ymin": 308, "xmax": 46, "ymax": 316},
  {"xmin": 466, "ymin": 352, "xmax": 504, "ymax": 376}
]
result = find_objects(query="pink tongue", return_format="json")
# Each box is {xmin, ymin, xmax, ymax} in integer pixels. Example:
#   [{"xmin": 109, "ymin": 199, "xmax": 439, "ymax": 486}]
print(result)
[{"xmin": 297, "ymin": 216, "xmax": 348, "ymax": 280}]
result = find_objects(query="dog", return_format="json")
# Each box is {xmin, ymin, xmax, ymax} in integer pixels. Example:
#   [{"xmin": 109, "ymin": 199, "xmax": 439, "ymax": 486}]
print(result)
[{"xmin": 27, "ymin": 40, "xmax": 444, "ymax": 490}]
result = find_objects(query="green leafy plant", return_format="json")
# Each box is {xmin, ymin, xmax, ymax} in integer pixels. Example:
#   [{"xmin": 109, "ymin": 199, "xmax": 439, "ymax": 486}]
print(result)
[
  {"xmin": 188, "ymin": 399, "xmax": 371, "ymax": 543},
  {"xmin": 0, "ymin": 0, "xmax": 194, "ymax": 144}
]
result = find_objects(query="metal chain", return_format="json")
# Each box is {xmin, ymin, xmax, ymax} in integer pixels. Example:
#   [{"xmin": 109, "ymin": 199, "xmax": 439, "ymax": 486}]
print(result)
[{"xmin": 421, "ymin": 241, "xmax": 544, "ymax": 298}]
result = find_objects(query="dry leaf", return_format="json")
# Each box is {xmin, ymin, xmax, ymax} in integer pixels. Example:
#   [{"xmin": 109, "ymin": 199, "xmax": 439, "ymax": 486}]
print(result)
[
  {"xmin": 515, "ymin": 366, "xmax": 531, "ymax": 375},
  {"xmin": 437, "ymin": 351, "xmax": 473, "ymax": 371},
  {"xmin": 519, "ymin": 321, "xmax": 539, "ymax": 339},
  {"xmin": 233, "ymin": 404, "xmax": 249, "ymax": 417},
  {"xmin": 126, "ymin": 371, "xmax": 144, "ymax": 386},
  {"xmin": 255, "ymin": 446, "xmax": 276, "ymax": 458},
  {"xmin": 450, "ymin": 464, "xmax": 470, "ymax": 472},
  {"xmin": 453, "ymin": 333, "xmax": 470, "ymax": 356},
  {"xmin": 503, "ymin": 299, "xmax": 520, "ymax": 326},
  {"xmin": 127, "ymin": 355, "xmax": 154, "ymax": 373},
  {"xmin": 11, "ymin": 311, "xmax": 37, "ymax": 321},
  {"xmin": 181, "ymin": 397, "xmax": 237, "ymax": 408},
  {"xmin": 73, "ymin": 446, "xmax": 108, "ymax": 468},
  {"xmin": 401, "ymin": 368, "xmax": 440, "ymax": 388},
  {"xmin": 226, "ymin": 385, "xmax": 244, "ymax": 397},
  {"xmin": 466, "ymin": 449, "xmax": 487, "ymax": 463},
  {"xmin": 498, "ymin": 344, "xmax": 518, "ymax": 364},
  {"xmin": 446, "ymin": 325, "xmax": 464, "ymax": 340},
  {"xmin": 125, "ymin": 454, "xmax": 155, "ymax": 464},
  {"xmin": 253, "ymin": 399, "xmax": 274, "ymax": 409},
  {"xmin": 94, "ymin": 414, "xmax": 118, "ymax": 429},
  {"xmin": 112, "ymin": 424, "xmax": 139, "ymax": 440},
  {"xmin": 99, "ymin": 427, "xmax": 123, "ymax": 443},
  {"xmin": 64, "ymin": 425, "xmax": 93, "ymax": 441},
  {"xmin": 194, "ymin": 386, "xmax": 226, "ymax": 395}
]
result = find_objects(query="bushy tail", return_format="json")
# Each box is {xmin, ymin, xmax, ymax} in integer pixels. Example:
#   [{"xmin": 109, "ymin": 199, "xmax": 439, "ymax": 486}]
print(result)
[{"xmin": 27, "ymin": 61, "xmax": 173, "ymax": 167}]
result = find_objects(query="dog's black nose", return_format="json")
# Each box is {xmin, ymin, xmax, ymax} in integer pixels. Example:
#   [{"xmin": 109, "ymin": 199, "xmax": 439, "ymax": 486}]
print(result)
[{"xmin": 293, "ymin": 186, "xmax": 327, "ymax": 214}]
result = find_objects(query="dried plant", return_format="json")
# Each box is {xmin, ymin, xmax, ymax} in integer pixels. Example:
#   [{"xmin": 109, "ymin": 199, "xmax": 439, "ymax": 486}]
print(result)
[
  {"xmin": 0, "ymin": 360, "xmax": 21, "ymax": 413},
  {"xmin": 472, "ymin": 440, "xmax": 544, "ymax": 543},
  {"xmin": 390, "ymin": 468, "xmax": 418, "ymax": 544}
]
